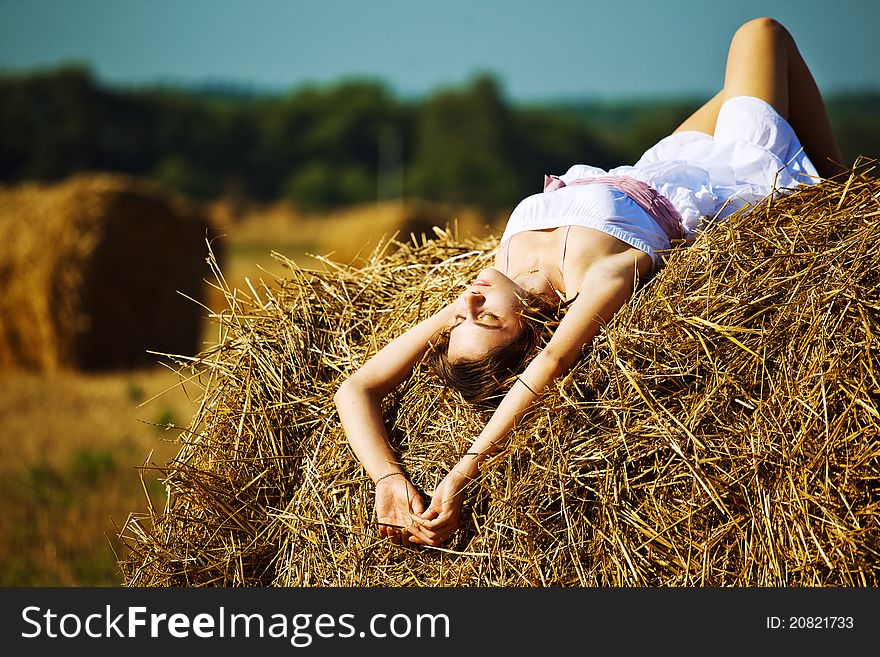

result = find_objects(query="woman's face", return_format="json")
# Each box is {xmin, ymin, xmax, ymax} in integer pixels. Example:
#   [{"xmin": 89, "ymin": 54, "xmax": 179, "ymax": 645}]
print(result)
[{"xmin": 447, "ymin": 267, "xmax": 525, "ymax": 362}]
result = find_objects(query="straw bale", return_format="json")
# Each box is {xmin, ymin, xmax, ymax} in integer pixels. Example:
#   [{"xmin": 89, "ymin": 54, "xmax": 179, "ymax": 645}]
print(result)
[
  {"xmin": 120, "ymin": 160, "xmax": 880, "ymax": 586},
  {"xmin": 0, "ymin": 174, "xmax": 217, "ymax": 370}
]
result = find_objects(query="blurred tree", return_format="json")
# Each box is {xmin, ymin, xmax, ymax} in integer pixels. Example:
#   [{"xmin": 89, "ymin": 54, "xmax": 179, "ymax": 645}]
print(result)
[
  {"xmin": 151, "ymin": 154, "xmax": 216, "ymax": 198},
  {"xmin": 0, "ymin": 66, "xmax": 154, "ymax": 181},
  {"xmin": 249, "ymin": 80, "xmax": 406, "ymax": 206},
  {"xmin": 1, "ymin": 67, "xmax": 876, "ymax": 208},
  {"xmin": 508, "ymin": 106, "xmax": 620, "ymax": 191},
  {"xmin": 407, "ymin": 75, "xmax": 520, "ymax": 208},
  {"xmin": 827, "ymin": 91, "xmax": 880, "ymax": 168}
]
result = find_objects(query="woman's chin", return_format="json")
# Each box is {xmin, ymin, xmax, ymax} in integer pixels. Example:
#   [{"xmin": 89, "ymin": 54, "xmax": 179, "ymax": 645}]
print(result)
[
  {"xmin": 512, "ymin": 271, "xmax": 548, "ymax": 294},
  {"xmin": 479, "ymin": 266, "xmax": 515, "ymax": 285}
]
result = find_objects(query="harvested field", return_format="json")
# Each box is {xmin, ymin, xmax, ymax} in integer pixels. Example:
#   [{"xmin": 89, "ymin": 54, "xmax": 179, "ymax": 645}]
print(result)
[
  {"xmin": 0, "ymin": 367, "xmax": 191, "ymax": 586},
  {"xmin": 211, "ymin": 196, "xmax": 502, "ymax": 290},
  {"xmin": 0, "ymin": 174, "xmax": 217, "ymax": 371},
  {"xmin": 120, "ymin": 160, "xmax": 880, "ymax": 586}
]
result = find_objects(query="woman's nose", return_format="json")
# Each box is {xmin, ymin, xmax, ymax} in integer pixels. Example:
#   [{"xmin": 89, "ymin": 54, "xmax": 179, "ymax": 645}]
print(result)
[{"xmin": 464, "ymin": 291, "xmax": 483, "ymax": 314}]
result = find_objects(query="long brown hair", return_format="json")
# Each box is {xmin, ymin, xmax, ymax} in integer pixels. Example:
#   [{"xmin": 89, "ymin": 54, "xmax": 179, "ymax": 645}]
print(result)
[{"xmin": 426, "ymin": 289, "xmax": 566, "ymax": 404}]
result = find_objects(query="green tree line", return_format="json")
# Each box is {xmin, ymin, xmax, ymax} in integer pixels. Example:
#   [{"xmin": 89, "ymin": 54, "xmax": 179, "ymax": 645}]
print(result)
[{"xmin": 1, "ymin": 66, "xmax": 877, "ymax": 210}]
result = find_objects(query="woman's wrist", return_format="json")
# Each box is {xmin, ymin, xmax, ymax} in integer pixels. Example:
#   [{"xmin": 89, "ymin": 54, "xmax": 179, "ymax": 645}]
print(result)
[
  {"xmin": 454, "ymin": 453, "xmax": 481, "ymax": 479},
  {"xmin": 373, "ymin": 471, "xmax": 405, "ymax": 485}
]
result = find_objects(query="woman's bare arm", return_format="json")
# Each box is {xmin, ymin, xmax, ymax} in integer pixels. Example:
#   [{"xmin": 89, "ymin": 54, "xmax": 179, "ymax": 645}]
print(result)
[
  {"xmin": 335, "ymin": 303, "xmax": 456, "ymax": 543},
  {"xmin": 473, "ymin": 254, "xmax": 639, "ymax": 461},
  {"xmin": 334, "ymin": 304, "xmax": 455, "ymax": 482},
  {"xmin": 411, "ymin": 253, "xmax": 642, "ymax": 545}
]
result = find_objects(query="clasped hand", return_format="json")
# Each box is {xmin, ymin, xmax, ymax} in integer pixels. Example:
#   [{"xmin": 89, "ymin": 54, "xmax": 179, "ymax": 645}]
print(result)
[{"xmin": 375, "ymin": 463, "xmax": 477, "ymax": 547}]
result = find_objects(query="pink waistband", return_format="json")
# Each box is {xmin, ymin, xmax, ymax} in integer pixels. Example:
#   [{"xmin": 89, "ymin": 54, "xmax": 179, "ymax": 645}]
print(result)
[{"xmin": 543, "ymin": 174, "xmax": 684, "ymax": 242}]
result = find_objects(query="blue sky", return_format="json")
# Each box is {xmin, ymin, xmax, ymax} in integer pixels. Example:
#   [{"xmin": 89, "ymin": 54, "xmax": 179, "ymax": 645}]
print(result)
[{"xmin": 0, "ymin": 0, "xmax": 877, "ymax": 101}]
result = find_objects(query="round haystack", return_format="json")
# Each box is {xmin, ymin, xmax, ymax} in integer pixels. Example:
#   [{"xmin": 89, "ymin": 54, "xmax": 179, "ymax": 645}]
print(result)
[
  {"xmin": 120, "ymin": 161, "xmax": 880, "ymax": 587},
  {"xmin": 0, "ymin": 174, "xmax": 218, "ymax": 370}
]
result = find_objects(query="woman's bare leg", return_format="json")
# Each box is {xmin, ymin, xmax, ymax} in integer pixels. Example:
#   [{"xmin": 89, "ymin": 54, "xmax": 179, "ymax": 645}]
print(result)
[
  {"xmin": 783, "ymin": 27, "xmax": 846, "ymax": 176},
  {"xmin": 720, "ymin": 17, "xmax": 791, "ymax": 116},
  {"xmin": 674, "ymin": 17, "xmax": 844, "ymax": 177},
  {"xmin": 673, "ymin": 91, "xmax": 724, "ymax": 135}
]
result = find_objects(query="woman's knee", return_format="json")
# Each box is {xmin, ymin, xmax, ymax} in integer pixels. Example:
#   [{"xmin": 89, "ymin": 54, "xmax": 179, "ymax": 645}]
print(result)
[
  {"xmin": 733, "ymin": 17, "xmax": 792, "ymax": 48},
  {"xmin": 722, "ymin": 16, "xmax": 795, "ymax": 116}
]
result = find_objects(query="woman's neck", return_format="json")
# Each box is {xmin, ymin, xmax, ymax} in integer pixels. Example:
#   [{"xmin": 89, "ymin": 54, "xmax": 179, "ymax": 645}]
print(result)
[
  {"xmin": 499, "ymin": 226, "xmax": 572, "ymax": 302},
  {"xmin": 511, "ymin": 267, "xmax": 566, "ymax": 303}
]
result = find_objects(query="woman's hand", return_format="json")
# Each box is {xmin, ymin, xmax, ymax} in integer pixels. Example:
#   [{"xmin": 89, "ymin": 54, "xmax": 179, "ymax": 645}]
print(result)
[
  {"xmin": 408, "ymin": 459, "xmax": 479, "ymax": 546},
  {"xmin": 375, "ymin": 474, "xmax": 425, "ymax": 545}
]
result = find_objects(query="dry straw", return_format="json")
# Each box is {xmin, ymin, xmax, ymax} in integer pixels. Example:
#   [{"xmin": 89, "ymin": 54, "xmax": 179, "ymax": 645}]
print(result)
[
  {"xmin": 120, "ymin": 159, "xmax": 880, "ymax": 586},
  {"xmin": 0, "ymin": 174, "xmax": 216, "ymax": 370}
]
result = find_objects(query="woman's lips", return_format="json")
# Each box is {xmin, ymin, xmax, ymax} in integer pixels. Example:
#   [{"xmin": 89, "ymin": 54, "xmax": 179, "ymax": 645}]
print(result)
[{"xmin": 473, "ymin": 280, "xmax": 490, "ymax": 287}]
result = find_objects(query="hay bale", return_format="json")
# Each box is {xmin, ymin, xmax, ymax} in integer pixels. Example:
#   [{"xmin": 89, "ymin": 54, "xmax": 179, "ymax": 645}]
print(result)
[
  {"xmin": 0, "ymin": 174, "xmax": 218, "ymax": 370},
  {"xmin": 120, "ymin": 161, "xmax": 880, "ymax": 586}
]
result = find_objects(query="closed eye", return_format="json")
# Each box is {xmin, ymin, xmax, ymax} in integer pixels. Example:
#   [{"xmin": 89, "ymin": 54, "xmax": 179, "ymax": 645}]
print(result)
[
  {"xmin": 455, "ymin": 313, "xmax": 500, "ymax": 322},
  {"xmin": 452, "ymin": 313, "xmax": 503, "ymax": 331}
]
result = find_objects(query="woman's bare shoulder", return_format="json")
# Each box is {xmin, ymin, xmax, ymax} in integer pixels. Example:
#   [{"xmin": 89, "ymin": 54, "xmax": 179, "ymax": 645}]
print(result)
[{"xmin": 563, "ymin": 229, "xmax": 653, "ymax": 294}]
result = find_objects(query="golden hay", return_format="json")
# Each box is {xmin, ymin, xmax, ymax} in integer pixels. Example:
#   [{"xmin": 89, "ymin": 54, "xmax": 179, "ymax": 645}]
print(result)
[
  {"xmin": 0, "ymin": 174, "xmax": 218, "ymax": 370},
  {"xmin": 120, "ymin": 161, "xmax": 880, "ymax": 586}
]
